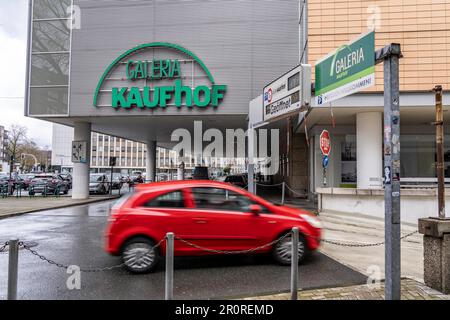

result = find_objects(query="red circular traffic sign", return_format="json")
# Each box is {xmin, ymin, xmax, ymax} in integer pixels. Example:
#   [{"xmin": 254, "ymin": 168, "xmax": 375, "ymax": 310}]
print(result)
[{"xmin": 320, "ymin": 130, "xmax": 331, "ymax": 156}]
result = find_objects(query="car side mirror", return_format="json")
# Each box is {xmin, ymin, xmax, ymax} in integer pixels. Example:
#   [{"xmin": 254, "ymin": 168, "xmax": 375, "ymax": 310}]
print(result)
[{"xmin": 248, "ymin": 204, "xmax": 262, "ymax": 215}]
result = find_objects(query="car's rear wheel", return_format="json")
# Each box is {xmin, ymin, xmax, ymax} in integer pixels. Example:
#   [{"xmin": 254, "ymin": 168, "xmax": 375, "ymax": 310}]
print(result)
[
  {"xmin": 272, "ymin": 232, "xmax": 307, "ymax": 265},
  {"xmin": 122, "ymin": 237, "xmax": 159, "ymax": 273}
]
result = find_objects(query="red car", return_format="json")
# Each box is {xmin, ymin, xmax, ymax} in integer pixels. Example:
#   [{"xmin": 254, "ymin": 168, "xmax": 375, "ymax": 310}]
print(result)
[{"xmin": 105, "ymin": 180, "xmax": 321, "ymax": 273}]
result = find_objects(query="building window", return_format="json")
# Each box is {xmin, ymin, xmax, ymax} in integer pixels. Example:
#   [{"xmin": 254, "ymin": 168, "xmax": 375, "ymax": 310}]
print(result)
[
  {"xmin": 341, "ymin": 135, "xmax": 357, "ymax": 184},
  {"xmin": 400, "ymin": 135, "xmax": 436, "ymax": 178},
  {"xmin": 28, "ymin": 0, "xmax": 72, "ymax": 116}
]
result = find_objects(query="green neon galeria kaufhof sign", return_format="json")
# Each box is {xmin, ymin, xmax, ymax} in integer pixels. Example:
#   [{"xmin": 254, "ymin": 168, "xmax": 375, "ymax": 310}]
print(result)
[
  {"xmin": 93, "ymin": 42, "xmax": 227, "ymax": 108},
  {"xmin": 315, "ymin": 31, "xmax": 375, "ymax": 106}
]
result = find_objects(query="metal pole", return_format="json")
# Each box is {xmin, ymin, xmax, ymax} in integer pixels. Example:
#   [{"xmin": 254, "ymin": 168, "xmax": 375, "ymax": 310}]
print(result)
[
  {"xmin": 165, "ymin": 232, "xmax": 174, "ymax": 300},
  {"xmin": 382, "ymin": 43, "xmax": 402, "ymax": 300},
  {"xmin": 434, "ymin": 85, "xmax": 445, "ymax": 219},
  {"xmin": 281, "ymin": 182, "xmax": 285, "ymax": 205},
  {"xmin": 110, "ymin": 165, "xmax": 113, "ymax": 195},
  {"xmin": 7, "ymin": 239, "xmax": 19, "ymax": 300},
  {"xmin": 291, "ymin": 227, "xmax": 299, "ymax": 300}
]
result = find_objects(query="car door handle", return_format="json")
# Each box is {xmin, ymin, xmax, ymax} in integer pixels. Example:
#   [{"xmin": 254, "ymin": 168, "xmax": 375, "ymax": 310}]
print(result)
[
  {"xmin": 268, "ymin": 221, "xmax": 277, "ymax": 224},
  {"xmin": 193, "ymin": 218, "xmax": 208, "ymax": 224}
]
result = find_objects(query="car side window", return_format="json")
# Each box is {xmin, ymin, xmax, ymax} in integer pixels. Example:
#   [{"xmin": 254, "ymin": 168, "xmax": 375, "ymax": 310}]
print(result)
[
  {"xmin": 144, "ymin": 190, "xmax": 185, "ymax": 208},
  {"xmin": 191, "ymin": 187, "xmax": 271, "ymax": 213}
]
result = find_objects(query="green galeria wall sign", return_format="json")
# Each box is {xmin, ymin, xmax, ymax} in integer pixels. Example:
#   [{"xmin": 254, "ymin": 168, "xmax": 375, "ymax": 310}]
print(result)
[
  {"xmin": 93, "ymin": 42, "xmax": 227, "ymax": 109},
  {"xmin": 315, "ymin": 31, "xmax": 375, "ymax": 106}
]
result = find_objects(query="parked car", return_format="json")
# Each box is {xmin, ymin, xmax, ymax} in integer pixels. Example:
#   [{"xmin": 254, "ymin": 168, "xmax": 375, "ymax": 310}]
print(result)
[
  {"xmin": 18, "ymin": 173, "xmax": 36, "ymax": 190},
  {"xmin": 224, "ymin": 174, "xmax": 247, "ymax": 188},
  {"xmin": 89, "ymin": 173, "xmax": 110, "ymax": 194},
  {"xmin": 0, "ymin": 173, "xmax": 14, "ymax": 195},
  {"xmin": 105, "ymin": 180, "xmax": 322, "ymax": 273},
  {"xmin": 59, "ymin": 173, "xmax": 72, "ymax": 189},
  {"xmin": 29, "ymin": 174, "xmax": 70, "ymax": 195},
  {"xmin": 111, "ymin": 173, "xmax": 124, "ymax": 190}
]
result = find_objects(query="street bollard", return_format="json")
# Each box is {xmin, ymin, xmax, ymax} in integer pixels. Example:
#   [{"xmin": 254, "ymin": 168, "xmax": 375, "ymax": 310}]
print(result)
[
  {"xmin": 281, "ymin": 182, "xmax": 285, "ymax": 205},
  {"xmin": 165, "ymin": 232, "xmax": 174, "ymax": 300},
  {"xmin": 291, "ymin": 227, "xmax": 299, "ymax": 300},
  {"xmin": 7, "ymin": 239, "xmax": 19, "ymax": 300}
]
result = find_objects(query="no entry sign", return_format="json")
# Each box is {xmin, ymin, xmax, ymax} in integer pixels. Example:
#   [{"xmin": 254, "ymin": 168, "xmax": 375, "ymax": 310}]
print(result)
[{"xmin": 320, "ymin": 130, "xmax": 331, "ymax": 156}]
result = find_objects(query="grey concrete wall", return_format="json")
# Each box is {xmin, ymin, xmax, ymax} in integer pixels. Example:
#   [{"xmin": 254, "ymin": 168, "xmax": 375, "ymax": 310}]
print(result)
[{"xmin": 70, "ymin": 0, "xmax": 300, "ymax": 117}]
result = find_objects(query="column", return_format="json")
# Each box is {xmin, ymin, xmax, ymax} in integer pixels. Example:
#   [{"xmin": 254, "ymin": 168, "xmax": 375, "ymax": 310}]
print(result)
[
  {"xmin": 72, "ymin": 122, "xmax": 91, "ymax": 199},
  {"xmin": 357, "ymin": 112, "xmax": 382, "ymax": 189},
  {"xmin": 146, "ymin": 140, "xmax": 157, "ymax": 182}
]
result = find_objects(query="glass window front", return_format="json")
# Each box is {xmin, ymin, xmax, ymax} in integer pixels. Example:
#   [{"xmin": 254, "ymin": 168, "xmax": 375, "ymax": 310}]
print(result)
[
  {"xmin": 32, "ymin": 20, "xmax": 70, "ymax": 52},
  {"xmin": 33, "ymin": 0, "xmax": 71, "ymax": 19},
  {"xmin": 341, "ymin": 135, "xmax": 357, "ymax": 184},
  {"xmin": 401, "ymin": 135, "xmax": 436, "ymax": 178},
  {"xmin": 29, "ymin": 87, "xmax": 68, "ymax": 115},
  {"xmin": 29, "ymin": 0, "xmax": 72, "ymax": 116},
  {"xmin": 31, "ymin": 53, "xmax": 69, "ymax": 86}
]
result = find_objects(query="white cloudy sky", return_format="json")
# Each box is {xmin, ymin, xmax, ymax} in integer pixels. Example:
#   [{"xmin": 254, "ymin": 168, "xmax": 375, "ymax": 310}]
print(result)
[{"xmin": 0, "ymin": 0, "xmax": 52, "ymax": 147}]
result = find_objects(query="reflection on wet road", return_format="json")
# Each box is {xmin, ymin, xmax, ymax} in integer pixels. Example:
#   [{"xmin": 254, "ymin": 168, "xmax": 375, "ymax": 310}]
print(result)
[{"xmin": 0, "ymin": 199, "xmax": 367, "ymax": 299}]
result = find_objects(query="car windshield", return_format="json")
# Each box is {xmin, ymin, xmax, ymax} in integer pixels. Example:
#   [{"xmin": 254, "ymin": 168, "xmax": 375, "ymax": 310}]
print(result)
[{"xmin": 90, "ymin": 175, "xmax": 103, "ymax": 182}]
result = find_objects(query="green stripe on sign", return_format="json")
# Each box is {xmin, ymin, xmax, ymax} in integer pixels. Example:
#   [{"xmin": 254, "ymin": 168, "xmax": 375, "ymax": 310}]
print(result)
[{"xmin": 315, "ymin": 66, "xmax": 375, "ymax": 96}]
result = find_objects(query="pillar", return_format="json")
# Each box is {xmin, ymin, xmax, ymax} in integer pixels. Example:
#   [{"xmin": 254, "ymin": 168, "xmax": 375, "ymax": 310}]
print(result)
[
  {"xmin": 146, "ymin": 140, "xmax": 157, "ymax": 182},
  {"xmin": 357, "ymin": 112, "xmax": 382, "ymax": 189},
  {"xmin": 419, "ymin": 218, "xmax": 450, "ymax": 294},
  {"xmin": 72, "ymin": 122, "xmax": 91, "ymax": 199}
]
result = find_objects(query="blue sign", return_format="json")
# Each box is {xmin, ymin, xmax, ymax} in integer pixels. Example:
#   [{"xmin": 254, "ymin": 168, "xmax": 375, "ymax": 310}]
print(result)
[{"xmin": 322, "ymin": 155, "xmax": 329, "ymax": 168}]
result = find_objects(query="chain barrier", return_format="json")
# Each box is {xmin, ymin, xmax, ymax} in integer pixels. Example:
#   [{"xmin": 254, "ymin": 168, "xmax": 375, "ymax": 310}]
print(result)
[
  {"xmin": 0, "ymin": 229, "xmax": 419, "ymax": 272},
  {"xmin": 174, "ymin": 232, "xmax": 291, "ymax": 255},
  {"xmin": 18, "ymin": 238, "xmax": 166, "ymax": 272},
  {"xmin": 284, "ymin": 183, "xmax": 307, "ymax": 197},
  {"xmin": 0, "ymin": 241, "xmax": 9, "ymax": 253},
  {"xmin": 255, "ymin": 182, "xmax": 284, "ymax": 187},
  {"xmin": 304, "ymin": 230, "xmax": 419, "ymax": 248}
]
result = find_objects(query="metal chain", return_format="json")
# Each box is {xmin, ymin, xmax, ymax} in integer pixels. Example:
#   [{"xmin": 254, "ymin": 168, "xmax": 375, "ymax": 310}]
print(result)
[
  {"xmin": 255, "ymin": 182, "xmax": 284, "ymax": 187},
  {"xmin": 18, "ymin": 241, "xmax": 165, "ymax": 272},
  {"xmin": 0, "ymin": 241, "xmax": 8, "ymax": 253},
  {"xmin": 284, "ymin": 183, "xmax": 307, "ymax": 197},
  {"xmin": 304, "ymin": 230, "xmax": 419, "ymax": 248},
  {"xmin": 174, "ymin": 232, "xmax": 291, "ymax": 255}
]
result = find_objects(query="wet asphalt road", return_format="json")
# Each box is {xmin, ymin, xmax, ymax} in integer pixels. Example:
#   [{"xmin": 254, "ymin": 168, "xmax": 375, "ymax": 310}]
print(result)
[{"xmin": 0, "ymin": 199, "xmax": 367, "ymax": 300}]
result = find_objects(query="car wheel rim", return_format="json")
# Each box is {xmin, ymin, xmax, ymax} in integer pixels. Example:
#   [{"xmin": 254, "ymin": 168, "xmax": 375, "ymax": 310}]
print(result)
[
  {"xmin": 123, "ymin": 243, "xmax": 156, "ymax": 271},
  {"xmin": 276, "ymin": 235, "xmax": 305, "ymax": 263}
]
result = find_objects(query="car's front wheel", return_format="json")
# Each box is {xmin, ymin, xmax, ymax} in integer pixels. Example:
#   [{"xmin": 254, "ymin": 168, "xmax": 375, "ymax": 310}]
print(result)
[
  {"xmin": 122, "ymin": 237, "xmax": 159, "ymax": 273},
  {"xmin": 272, "ymin": 232, "xmax": 307, "ymax": 265}
]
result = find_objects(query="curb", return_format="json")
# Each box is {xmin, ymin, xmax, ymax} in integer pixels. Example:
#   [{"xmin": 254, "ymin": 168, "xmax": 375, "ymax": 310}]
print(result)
[{"xmin": 0, "ymin": 195, "xmax": 121, "ymax": 220}]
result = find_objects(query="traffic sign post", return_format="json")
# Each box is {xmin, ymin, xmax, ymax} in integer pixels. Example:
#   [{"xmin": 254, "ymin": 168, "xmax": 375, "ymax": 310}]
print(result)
[
  {"xmin": 320, "ymin": 130, "xmax": 331, "ymax": 186},
  {"xmin": 376, "ymin": 43, "xmax": 402, "ymax": 300}
]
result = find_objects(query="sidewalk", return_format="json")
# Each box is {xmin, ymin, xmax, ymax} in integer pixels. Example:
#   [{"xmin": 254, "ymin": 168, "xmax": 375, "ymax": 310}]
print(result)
[
  {"xmin": 0, "ymin": 195, "xmax": 121, "ymax": 219},
  {"xmin": 243, "ymin": 278, "xmax": 450, "ymax": 300},
  {"xmin": 264, "ymin": 191, "xmax": 423, "ymax": 281},
  {"xmin": 317, "ymin": 210, "xmax": 423, "ymax": 282}
]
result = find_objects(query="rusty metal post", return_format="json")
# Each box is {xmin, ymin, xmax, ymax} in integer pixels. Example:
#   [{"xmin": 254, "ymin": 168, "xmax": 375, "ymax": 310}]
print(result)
[{"xmin": 434, "ymin": 85, "xmax": 445, "ymax": 219}]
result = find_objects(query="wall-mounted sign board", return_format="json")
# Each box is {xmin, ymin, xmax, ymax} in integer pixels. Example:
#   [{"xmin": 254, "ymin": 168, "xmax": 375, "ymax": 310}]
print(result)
[
  {"xmin": 315, "ymin": 31, "xmax": 375, "ymax": 106},
  {"xmin": 263, "ymin": 64, "xmax": 311, "ymax": 122}
]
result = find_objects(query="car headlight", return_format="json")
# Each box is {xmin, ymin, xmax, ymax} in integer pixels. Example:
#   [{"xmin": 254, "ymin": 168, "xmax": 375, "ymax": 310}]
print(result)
[{"xmin": 300, "ymin": 214, "xmax": 322, "ymax": 229}]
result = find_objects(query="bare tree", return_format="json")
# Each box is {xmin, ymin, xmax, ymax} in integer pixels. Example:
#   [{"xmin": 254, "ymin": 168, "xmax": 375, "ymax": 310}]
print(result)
[{"xmin": 5, "ymin": 124, "xmax": 28, "ymax": 167}]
